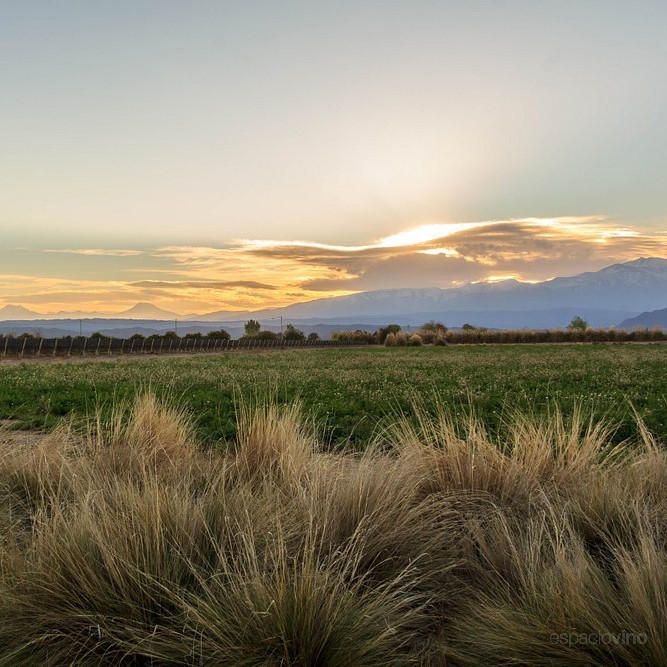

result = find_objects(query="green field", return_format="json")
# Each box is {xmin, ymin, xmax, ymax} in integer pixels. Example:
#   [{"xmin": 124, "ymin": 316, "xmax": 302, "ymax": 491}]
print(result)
[
  {"xmin": 1, "ymin": 344, "xmax": 666, "ymax": 446},
  {"xmin": 3, "ymin": 346, "xmax": 667, "ymax": 664}
]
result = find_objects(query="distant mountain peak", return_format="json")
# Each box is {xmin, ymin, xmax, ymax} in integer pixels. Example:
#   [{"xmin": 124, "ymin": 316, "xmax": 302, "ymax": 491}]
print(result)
[
  {"xmin": 117, "ymin": 303, "xmax": 179, "ymax": 320},
  {"xmin": 0, "ymin": 304, "xmax": 42, "ymax": 320},
  {"xmin": 622, "ymin": 256, "xmax": 667, "ymax": 269},
  {"xmin": 619, "ymin": 306, "xmax": 667, "ymax": 330},
  {"xmin": 0, "ymin": 303, "xmax": 34, "ymax": 312},
  {"xmin": 128, "ymin": 301, "xmax": 161, "ymax": 310},
  {"xmin": 597, "ymin": 257, "xmax": 667, "ymax": 273}
]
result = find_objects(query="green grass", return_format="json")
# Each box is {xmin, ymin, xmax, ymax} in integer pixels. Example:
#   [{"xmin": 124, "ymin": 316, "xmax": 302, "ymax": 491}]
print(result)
[{"xmin": 1, "ymin": 344, "xmax": 666, "ymax": 446}]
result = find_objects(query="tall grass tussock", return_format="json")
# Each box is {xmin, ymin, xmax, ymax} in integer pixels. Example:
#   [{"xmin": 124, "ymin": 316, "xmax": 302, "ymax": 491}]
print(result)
[{"xmin": 0, "ymin": 394, "xmax": 665, "ymax": 665}]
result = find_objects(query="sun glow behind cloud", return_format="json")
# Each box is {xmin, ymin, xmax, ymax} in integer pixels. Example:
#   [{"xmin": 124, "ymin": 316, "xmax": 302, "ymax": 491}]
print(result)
[
  {"xmin": 241, "ymin": 222, "xmax": 493, "ymax": 255},
  {"xmin": 1, "ymin": 216, "xmax": 666, "ymax": 315},
  {"xmin": 377, "ymin": 222, "xmax": 491, "ymax": 248}
]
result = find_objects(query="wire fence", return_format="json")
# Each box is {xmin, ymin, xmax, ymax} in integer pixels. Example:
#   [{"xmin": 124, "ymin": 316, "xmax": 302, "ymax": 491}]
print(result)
[
  {"xmin": 3, "ymin": 328, "xmax": 664, "ymax": 359},
  {"xmin": 0, "ymin": 335, "xmax": 370, "ymax": 359}
]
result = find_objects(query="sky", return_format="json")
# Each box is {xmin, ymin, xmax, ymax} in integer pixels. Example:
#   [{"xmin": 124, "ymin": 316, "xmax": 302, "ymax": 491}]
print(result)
[{"xmin": 1, "ymin": 0, "xmax": 667, "ymax": 315}]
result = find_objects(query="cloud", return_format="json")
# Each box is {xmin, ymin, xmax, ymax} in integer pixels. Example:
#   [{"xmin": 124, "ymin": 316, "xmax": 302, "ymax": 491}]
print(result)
[
  {"xmin": 235, "ymin": 217, "xmax": 667, "ymax": 292},
  {"xmin": 44, "ymin": 249, "xmax": 146, "ymax": 257},
  {"xmin": 3, "ymin": 216, "xmax": 667, "ymax": 313},
  {"xmin": 128, "ymin": 280, "xmax": 278, "ymax": 291},
  {"xmin": 1, "ymin": 291, "xmax": 124, "ymax": 305}
]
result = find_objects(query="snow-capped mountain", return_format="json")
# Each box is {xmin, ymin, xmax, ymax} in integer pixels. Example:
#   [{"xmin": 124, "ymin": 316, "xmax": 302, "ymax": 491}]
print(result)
[
  {"xmin": 3, "ymin": 259, "xmax": 667, "ymax": 330},
  {"xmin": 193, "ymin": 257, "xmax": 667, "ymax": 326}
]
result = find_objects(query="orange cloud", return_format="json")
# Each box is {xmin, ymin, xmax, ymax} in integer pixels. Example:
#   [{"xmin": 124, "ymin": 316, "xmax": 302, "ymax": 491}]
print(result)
[{"xmin": 1, "ymin": 217, "xmax": 666, "ymax": 315}]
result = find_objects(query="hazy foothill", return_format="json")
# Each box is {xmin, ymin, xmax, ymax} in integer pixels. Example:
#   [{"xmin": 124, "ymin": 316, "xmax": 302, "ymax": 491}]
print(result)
[{"xmin": 2, "ymin": 1, "xmax": 667, "ymax": 665}]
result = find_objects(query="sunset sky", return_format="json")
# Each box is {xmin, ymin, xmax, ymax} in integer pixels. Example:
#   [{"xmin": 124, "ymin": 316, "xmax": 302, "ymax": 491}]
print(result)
[{"xmin": 2, "ymin": 1, "xmax": 667, "ymax": 315}]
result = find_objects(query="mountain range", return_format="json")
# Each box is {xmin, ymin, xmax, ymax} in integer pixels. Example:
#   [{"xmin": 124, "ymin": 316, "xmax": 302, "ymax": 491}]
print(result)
[
  {"xmin": 0, "ymin": 302, "xmax": 180, "ymax": 322},
  {"xmin": 0, "ymin": 305, "xmax": 38, "ymax": 320},
  {"xmin": 187, "ymin": 257, "xmax": 667, "ymax": 328},
  {"xmin": 619, "ymin": 307, "xmax": 667, "ymax": 330},
  {"xmin": 2, "ymin": 257, "xmax": 667, "ymax": 334}
]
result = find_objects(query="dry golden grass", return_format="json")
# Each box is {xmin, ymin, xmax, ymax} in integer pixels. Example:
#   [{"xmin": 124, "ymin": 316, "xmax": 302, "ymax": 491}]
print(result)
[{"xmin": 0, "ymin": 393, "xmax": 665, "ymax": 665}]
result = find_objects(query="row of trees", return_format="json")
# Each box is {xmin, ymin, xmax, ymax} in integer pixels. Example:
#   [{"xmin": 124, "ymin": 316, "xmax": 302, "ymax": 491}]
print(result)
[
  {"xmin": 331, "ymin": 321, "xmax": 449, "ymax": 346},
  {"xmin": 4, "ymin": 315, "xmax": 666, "ymax": 350},
  {"xmin": 330, "ymin": 317, "xmax": 667, "ymax": 346},
  {"xmin": 443, "ymin": 326, "xmax": 667, "ymax": 344},
  {"xmin": 242, "ymin": 320, "xmax": 317, "ymax": 342},
  {"xmin": 1, "ymin": 320, "xmax": 314, "ymax": 345},
  {"xmin": 2, "ymin": 330, "xmax": 232, "ymax": 343}
]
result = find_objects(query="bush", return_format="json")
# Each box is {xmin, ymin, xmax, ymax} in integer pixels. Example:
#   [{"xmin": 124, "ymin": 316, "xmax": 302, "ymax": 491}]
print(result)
[
  {"xmin": 414, "ymin": 321, "xmax": 447, "ymax": 344},
  {"xmin": 394, "ymin": 332, "xmax": 408, "ymax": 346},
  {"xmin": 384, "ymin": 332, "xmax": 397, "ymax": 347},
  {"xmin": 284, "ymin": 324, "xmax": 306, "ymax": 341},
  {"xmin": 420, "ymin": 320, "xmax": 448, "ymax": 334},
  {"xmin": 441, "ymin": 327, "xmax": 667, "ymax": 344},
  {"xmin": 332, "ymin": 330, "xmax": 375, "ymax": 344},
  {"xmin": 375, "ymin": 324, "xmax": 402, "ymax": 344},
  {"xmin": 242, "ymin": 330, "xmax": 279, "ymax": 341},
  {"xmin": 206, "ymin": 329, "xmax": 230, "ymax": 340},
  {"xmin": 417, "ymin": 329, "xmax": 436, "ymax": 344},
  {"xmin": 408, "ymin": 333, "xmax": 423, "ymax": 346}
]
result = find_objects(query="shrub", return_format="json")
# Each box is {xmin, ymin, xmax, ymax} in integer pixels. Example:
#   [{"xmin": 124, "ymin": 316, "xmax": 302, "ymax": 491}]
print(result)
[
  {"xmin": 394, "ymin": 332, "xmax": 408, "ymax": 346},
  {"xmin": 206, "ymin": 329, "xmax": 230, "ymax": 340},
  {"xmin": 415, "ymin": 321, "xmax": 447, "ymax": 344},
  {"xmin": 420, "ymin": 320, "xmax": 447, "ymax": 334},
  {"xmin": 417, "ymin": 330, "xmax": 436, "ymax": 344},
  {"xmin": 384, "ymin": 332, "xmax": 397, "ymax": 346},
  {"xmin": 408, "ymin": 333, "xmax": 423, "ymax": 346},
  {"xmin": 242, "ymin": 330, "xmax": 279, "ymax": 341},
  {"xmin": 284, "ymin": 324, "xmax": 306, "ymax": 341},
  {"xmin": 375, "ymin": 324, "xmax": 402, "ymax": 344},
  {"xmin": 332, "ymin": 330, "xmax": 375, "ymax": 344}
]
